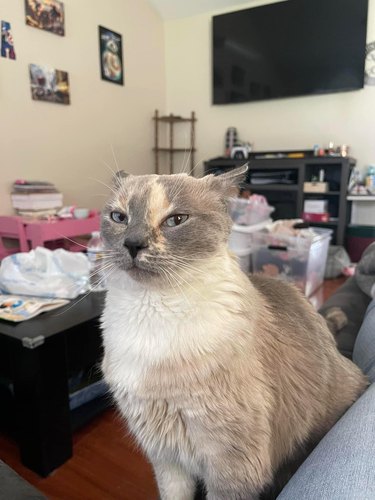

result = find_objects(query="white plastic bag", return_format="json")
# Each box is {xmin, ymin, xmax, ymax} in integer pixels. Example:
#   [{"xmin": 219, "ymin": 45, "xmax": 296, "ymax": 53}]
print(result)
[{"xmin": 0, "ymin": 247, "xmax": 90, "ymax": 299}]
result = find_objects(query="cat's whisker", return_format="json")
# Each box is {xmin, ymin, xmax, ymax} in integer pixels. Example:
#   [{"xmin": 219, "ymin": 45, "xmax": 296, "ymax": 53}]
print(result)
[
  {"xmin": 110, "ymin": 143, "xmax": 121, "ymax": 174},
  {"xmin": 148, "ymin": 253, "xmax": 212, "ymax": 265},
  {"xmin": 180, "ymin": 134, "xmax": 191, "ymax": 174},
  {"xmin": 88, "ymin": 262, "xmax": 116, "ymax": 280},
  {"xmin": 166, "ymin": 266, "xmax": 206, "ymax": 301},
  {"xmin": 168, "ymin": 175, "xmax": 188, "ymax": 202},
  {"xmin": 88, "ymin": 264, "xmax": 115, "ymax": 278},
  {"xmin": 160, "ymin": 266, "xmax": 191, "ymax": 304},
  {"xmin": 169, "ymin": 260, "xmax": 210, "ymax": 278},
  {"xmin": 100, "ymin": 158, "xmax": 118, "ymax": 179},
  {"xmin": 157, "ymin": 252, "xmax": 211, "ymax": 260},
  {"xmin": 165, "ymin": 175, "xmax": 181, "ymax": 200},
  {"xmin": 91, "ymin": 252, "xmax": 122, "ymax": 259},
  {"xmin": 52, "ymin": 232, "xmax": 94, "ymax": 251},
  {"xmin": 158, "ymin": 259, "xmax": 211, "ymax": 279},
  {"xmin": 48, "ymin": 265, "xmax": 113, "ymax": 318},
  {"xmin": 89, "ymin": 177, "xmax": 118, "ymax": 197},
  {"xmin": 179, "ymin": 125, "xmax": 196, "ymax": 175},
  {"xmin": 188, "ymin": 156, "xmax": 204, "ymax": 177},
  {"xmin": 94, "ymin": 263, "xmax": 116, "ymax": 287},
  {"xmin": 50, "ymin": 290, "xmax": 94, "ymax": 317},
  {"xmin": 146, "ymin": 262, "xmax": 211, "ymax": 281},
  {"xmin": 159, "ymin": 267, "xmax": 180, "ymax": 294}
]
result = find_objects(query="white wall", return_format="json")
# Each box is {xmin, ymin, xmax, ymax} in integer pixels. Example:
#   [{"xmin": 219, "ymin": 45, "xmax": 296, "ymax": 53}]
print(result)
[
  {"xmin": 0, "ymin": 0, "xmax": 165, "ymax": 214},
  {"xmin": 164, "ymin": 0, "xmax": 375, "ymax": 176}
]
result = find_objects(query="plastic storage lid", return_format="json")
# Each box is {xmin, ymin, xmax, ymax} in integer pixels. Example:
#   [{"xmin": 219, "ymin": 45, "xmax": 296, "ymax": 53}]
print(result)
[
  {"xmin": 232, "ymin": 219, "xmax": 272, "ymax": 234},
  {"xmin": 231, "ymin": 246, "xmax": 253, "ymax": 256}
]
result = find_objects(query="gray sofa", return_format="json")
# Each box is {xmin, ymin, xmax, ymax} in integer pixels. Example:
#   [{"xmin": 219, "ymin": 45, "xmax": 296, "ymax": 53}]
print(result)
[
  {"xmin": 278, "ymin": 250, "xmax": 375, "ymax": 499},
  {"xmin": 278, "ymin": 297, "xmax": 375, "ymax": 499},
  {"xmin": 0, "ymin": 460, "xmax": 46, "ymax": 499}
]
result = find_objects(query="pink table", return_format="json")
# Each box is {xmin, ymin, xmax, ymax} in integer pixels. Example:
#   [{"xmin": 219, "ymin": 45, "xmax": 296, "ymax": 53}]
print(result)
[{"xmin": 23, "ymin": 215, "xmax": 100, "ymax": 250}]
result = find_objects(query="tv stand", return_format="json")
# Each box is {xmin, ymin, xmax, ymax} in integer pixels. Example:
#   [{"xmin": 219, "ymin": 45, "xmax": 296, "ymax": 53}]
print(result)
[{"xmin": 204, "ymin": 155, "xmax": 356, "ymax": 246}]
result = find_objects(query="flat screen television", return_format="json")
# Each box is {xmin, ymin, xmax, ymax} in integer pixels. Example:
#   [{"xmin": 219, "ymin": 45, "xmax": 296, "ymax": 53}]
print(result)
[{"xmin": 213, "ymin": 0, "xmax": 368, "ymax": 104}]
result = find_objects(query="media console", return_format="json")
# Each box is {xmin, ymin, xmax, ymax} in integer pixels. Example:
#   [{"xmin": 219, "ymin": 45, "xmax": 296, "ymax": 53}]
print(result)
[{"xmin": 204, "ymin": 155, "xmax": 356, "ymax": 246}]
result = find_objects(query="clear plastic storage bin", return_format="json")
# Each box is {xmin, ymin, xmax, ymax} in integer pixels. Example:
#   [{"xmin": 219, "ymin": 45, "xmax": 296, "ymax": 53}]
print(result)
[
  {"xmin": 232, "ymin": 246, "xmax": 252, "ymax": 273},
  {"xmin": 229, "ymin": 220, "xmax": 273, "ymax": 274},
  {"xmin": 251, "ymin": 227, "xmax": 332, "ymax": 296}
]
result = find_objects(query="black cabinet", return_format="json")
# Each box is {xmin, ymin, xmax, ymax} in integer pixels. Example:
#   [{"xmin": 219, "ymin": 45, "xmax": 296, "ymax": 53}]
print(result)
[{"xmin": 204, "ymin": 156, "xmax": 355, "ymax": 246}]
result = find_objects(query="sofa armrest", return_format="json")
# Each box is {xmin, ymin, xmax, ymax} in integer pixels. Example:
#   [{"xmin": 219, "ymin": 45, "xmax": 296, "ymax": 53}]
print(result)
[
  {"xmin": 0, "ymin": 460, "xmax": 46, "ymax": 499},
  {"xmin": 277, "ymin": 383, "xmax": 375, "ymax": 500}
]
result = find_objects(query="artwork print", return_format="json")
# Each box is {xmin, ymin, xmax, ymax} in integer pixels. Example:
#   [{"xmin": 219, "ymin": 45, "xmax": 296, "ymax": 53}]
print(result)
[
  {"xmin": 25, "ymin": 0, "xmax": 65, "ymax": 36},
  {"xmin": 29, "ymin": 63, "xmax": 70, "ymax": 105},
  {"xmin": 99, "ymin": 26, "xmax": 124, "ymax": 85},
  {"xmin": 365, "ymin": 41, "xmax": 375, "ymax": 86},
  {"xmin": 1, "ymin": 21, "xmax": 16, "ymax": 60}
]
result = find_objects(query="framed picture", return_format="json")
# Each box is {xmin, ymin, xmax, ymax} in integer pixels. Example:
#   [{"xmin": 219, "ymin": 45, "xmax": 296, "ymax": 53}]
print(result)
[
  {"xmin": 1, "ymin": 20, "xmax": 16, "ymax": 60},
  {"xmin": 99, "ymin": 26, "xmax": 124, "ymax": 85},
  {"xmin": 29, "ymin": 63, "xmax": 70, "ymax": 105},
  {"xmin": 25, "ymin": 0, "xmax": 65, "ymax": 36}
]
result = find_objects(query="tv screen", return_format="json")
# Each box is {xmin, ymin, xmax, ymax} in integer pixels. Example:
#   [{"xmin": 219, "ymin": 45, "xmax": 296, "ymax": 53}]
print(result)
[{"xmin": 213, "ymin": 0, "xmax": 368, "ymax": 104}]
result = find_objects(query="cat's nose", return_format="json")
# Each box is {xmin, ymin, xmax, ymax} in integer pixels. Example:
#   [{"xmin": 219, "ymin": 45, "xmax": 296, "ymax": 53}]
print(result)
[{"xmin": 123, "ymin": 238, "xmax": 148, "ymax": 259}]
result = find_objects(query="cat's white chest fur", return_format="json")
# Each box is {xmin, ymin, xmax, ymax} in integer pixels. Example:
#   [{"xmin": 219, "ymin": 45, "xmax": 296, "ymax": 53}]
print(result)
[{"xmin": 101, "ymin": 268, "xmax": 249, "ymax": 397}]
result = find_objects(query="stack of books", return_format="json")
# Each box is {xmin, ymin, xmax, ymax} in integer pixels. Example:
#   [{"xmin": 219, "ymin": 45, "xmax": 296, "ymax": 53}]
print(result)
[{"xmin": 11, "ymin": 180, "xmax": 63, "ymax": 218}]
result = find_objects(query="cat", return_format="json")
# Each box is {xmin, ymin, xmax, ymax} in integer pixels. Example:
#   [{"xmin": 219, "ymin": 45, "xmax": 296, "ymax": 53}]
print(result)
[{"xmin": 100, "ymin": 166, "xmax": 367, "ymax": 500}]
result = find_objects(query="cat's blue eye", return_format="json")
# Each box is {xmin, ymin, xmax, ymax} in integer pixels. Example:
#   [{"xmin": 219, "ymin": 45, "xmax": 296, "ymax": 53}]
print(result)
[
  {"xmin": 110, "ymin": 211, "xmax": 128, "ymax": 224},
  {"xmin": 164, "ymin": 214, "xmax": 189, "ymax": 227}
]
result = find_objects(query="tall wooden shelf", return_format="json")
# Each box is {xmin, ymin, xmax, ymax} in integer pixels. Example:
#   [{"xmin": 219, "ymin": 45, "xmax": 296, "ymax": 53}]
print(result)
[{"xmin": 153, "ymin": 110, "xmax": 197, "ymax": 175}]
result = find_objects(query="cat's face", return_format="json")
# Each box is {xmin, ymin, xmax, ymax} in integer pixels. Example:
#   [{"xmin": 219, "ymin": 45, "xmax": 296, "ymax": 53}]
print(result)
[{"xmin": 101, "ymin": 167, "xmax": 247, "ymax": 285}]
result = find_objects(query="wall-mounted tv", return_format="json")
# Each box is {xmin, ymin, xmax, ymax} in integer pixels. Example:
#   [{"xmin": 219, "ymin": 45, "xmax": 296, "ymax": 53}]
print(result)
[{"xmin": 213, "ymin": 0, "xmax": 369, "ymax": 104}]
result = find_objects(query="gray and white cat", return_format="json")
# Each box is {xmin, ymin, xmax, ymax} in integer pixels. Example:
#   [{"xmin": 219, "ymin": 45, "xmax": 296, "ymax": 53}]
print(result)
[{"xmin": 100, "ymin": 167, "xmax": 367, "ymax": 500}]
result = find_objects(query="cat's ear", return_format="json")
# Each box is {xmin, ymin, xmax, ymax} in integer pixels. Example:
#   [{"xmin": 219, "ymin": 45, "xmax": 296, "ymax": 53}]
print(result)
[
  {"xmin": 113, "ymin": 170, "xmax": 129, "ymax": 188},
  {"xmin": 207, "ymin": 164, "xmax": 248, "ymax": 196}
]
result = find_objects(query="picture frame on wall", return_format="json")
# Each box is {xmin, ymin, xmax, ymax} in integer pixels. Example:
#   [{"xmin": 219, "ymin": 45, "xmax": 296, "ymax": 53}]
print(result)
[
  {"xmin": 29, "ymin": 63, "xmax": 70, "ymax": 105},
  {"xmin": 99, "ymin": 26, "xmax": 124, "ymax": 86},
  {"xmin": 1, "ymin": 20, "xmax": 16, "ymax": 60},
  {"xmin": 25, "ymin": 0, "xmax": 65, "ymax": 37}
]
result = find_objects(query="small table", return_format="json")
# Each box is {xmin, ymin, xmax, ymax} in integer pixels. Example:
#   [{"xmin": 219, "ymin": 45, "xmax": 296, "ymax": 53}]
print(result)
[
  {"xmin": 0, "ymin": 292, "xmax": 106, "ymax": 476},
  {"xmin": 23, "ymin": 215, "xmax": 100, "ymax": 249}
]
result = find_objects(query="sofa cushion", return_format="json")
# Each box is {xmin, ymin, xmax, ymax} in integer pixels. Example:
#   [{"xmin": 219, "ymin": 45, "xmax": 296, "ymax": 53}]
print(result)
[
  {"xmin": 353, "ymin": 299, "xmax": 375, "ymax": 384},
  {"xmin": 277, "ymin": 383, "xmax": 375, "ymax": 500},
  {"xmin": 0, "ymin": 460, "xmax": 46, "ymax": 499}
]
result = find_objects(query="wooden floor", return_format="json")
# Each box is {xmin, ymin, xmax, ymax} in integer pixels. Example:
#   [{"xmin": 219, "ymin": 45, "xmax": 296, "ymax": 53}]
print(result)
[{"xmin": 0, "ymin": 277, "xmax": 346, "ymax": 500}]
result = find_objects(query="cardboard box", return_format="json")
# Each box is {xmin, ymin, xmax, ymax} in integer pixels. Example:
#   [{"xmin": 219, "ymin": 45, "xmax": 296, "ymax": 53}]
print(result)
[
  {"xmin": 303, "ymin": 200, "xmax": 329, "ymax": 214},
  {"xmin": 303, "ymin": 182, "xmax": 329, "ymax": 193}
]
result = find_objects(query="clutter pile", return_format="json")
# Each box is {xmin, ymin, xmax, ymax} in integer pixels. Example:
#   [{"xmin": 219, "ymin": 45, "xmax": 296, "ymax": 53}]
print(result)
[{"xmin": 11, "ymin": 179, "xmax": 63, "ymax": 218}]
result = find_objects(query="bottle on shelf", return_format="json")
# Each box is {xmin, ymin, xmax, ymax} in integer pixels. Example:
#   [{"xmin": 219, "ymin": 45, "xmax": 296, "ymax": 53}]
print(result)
[
  {"xmin": 87, "ymin": 231, "xmax": 107, "ymax": 292},
  {"xmin": 365, "ymin": 165, "xmax": 375, "ymax": 193},
  {"xmin": 225, "ymin": 127, "xmax": 238, "ymax": 157}
]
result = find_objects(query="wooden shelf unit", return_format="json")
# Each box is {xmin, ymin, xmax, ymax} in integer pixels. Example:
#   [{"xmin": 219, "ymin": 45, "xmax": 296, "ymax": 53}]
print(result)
[{"xmin": 153, "ymin": 110, "xmax": 197, "ymax": 175}]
